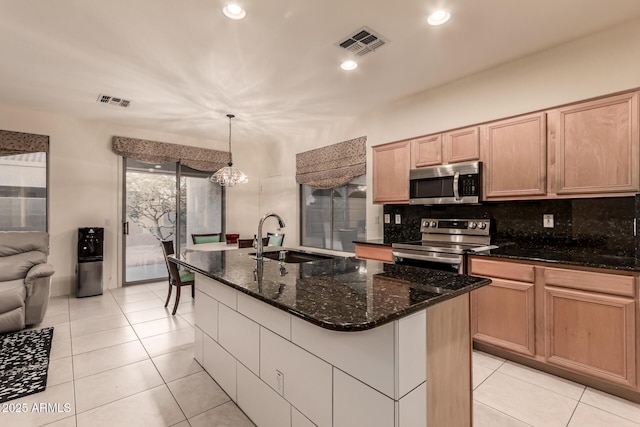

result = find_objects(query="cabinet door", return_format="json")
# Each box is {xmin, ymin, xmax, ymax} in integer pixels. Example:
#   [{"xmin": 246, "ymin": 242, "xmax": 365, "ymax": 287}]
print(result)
[
  {"xmin": 483, "ymin": 112, "xmax": 546, "ymax": 199},
  {"xmin": 551, "ymin": 92, "xmax": 639, "ymax": 195},
  {"xmin": 372, "ymin": 140, "xmax": 410, "ymax": 204},
  {"xmin": 471, "ymin": 278, "xmax": 535, "ymax": 356},
  {"xmin": 411, "ymin": 134, "xmax": 442, "ymax": 168},
  {"xmin": 444, "ymin": 126, "xmax": 480, "ymax": 163},
  {"xmin": 545, "ymin": 286, "xmax": 636, "ymax": 387}
]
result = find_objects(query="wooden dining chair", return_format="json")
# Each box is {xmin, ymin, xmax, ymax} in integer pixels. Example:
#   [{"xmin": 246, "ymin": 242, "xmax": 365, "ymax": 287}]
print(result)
[
  {"xmin": 237, "ymin": 238, "xmax": 254, "ymax": 248},
  {"xmin": 191, "ymin": 233, "xmax": 222, "ymax": 244},
  {"xmin": 161, "ymin": 240, "xmax": 195, "ymax": 315}
]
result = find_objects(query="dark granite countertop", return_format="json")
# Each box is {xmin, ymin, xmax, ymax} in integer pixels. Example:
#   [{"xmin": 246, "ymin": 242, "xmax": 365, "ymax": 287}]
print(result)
[
  {"xmin": 471, "ymin": 240, "xmax": 640, "ymax": 272},
  {"xmin": 172, "ymin": 247, "xmax": 490, "ymax": 331}
]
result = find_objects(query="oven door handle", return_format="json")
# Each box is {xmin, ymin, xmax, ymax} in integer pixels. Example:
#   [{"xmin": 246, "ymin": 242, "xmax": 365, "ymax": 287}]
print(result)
[
  {"xmin": 453, "ymin": 171, "xmax": 461, "ymax": 200},
  {"xmin": 392, "ymin": 250, "xmax": 462, "ymax": 264}
]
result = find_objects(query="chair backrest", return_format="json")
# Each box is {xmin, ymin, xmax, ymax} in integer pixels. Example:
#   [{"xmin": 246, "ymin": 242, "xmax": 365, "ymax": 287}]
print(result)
[
  {"xmin": 192, "ymin": 233, "xmax": 221, "ymax": 244},
  {"xmin": 267, "ymin": 232, "xmax": 285, "ymax": 246},
  {"xmin": 237, "ymin": 239, "xmax": 254, "ymax": 248},
  {"xmin": 160, "ymin": 240, "xmax": 181, "ymax": 285}
]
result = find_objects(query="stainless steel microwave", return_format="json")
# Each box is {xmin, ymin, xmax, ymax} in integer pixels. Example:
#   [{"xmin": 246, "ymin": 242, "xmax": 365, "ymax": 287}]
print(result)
[{"xmin": 409, "ymin": 161, "xmax": 482, "ymax": 205}]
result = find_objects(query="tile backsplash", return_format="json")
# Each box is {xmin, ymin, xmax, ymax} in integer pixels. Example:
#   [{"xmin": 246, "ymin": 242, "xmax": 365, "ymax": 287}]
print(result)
[{"xmin": 384, "ymin": 196, "xmax": 638, "ymax": 257}]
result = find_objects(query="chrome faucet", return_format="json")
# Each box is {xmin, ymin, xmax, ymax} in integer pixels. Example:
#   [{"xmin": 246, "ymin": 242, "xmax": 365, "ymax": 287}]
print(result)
[{"xmin": 255, "ymin": 212, "xmax": 286, "ymax": 260}]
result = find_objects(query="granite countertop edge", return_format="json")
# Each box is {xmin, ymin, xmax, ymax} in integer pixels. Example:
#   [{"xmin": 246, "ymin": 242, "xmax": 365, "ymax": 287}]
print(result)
[{"xmin": 173, "ymin": 255, "xmax": 490, "ymax": 332}]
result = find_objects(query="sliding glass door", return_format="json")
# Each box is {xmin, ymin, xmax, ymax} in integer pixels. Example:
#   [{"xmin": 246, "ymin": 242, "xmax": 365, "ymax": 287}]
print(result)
[{"xmin": 123, "ymin": 160, "xmax": 223, "ymax": 285}]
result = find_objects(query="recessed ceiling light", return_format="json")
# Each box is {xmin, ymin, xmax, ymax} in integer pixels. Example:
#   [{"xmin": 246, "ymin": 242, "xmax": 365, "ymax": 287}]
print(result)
[
  {"xmin": 341, "ymin": 60, "xmax": 358, "ymax": 71},
  {"xmin": 223, "ymin": 3, "xmax": 246, "ymax": 20},
  {"xmin": 427, "ymin": 9, "xmax": 451, "ymax": 26}
]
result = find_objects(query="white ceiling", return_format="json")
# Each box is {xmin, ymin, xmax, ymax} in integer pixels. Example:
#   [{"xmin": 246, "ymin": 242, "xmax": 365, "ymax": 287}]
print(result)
[{"xmin": 2, "ymin": 0, "xmax": 640, "ymax": 142}]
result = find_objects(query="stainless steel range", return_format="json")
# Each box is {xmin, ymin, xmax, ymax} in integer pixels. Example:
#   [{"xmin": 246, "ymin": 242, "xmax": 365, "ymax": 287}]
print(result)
[{"xmin": 392, "ymin": 218, "xmax": 496, "ymax": 273}]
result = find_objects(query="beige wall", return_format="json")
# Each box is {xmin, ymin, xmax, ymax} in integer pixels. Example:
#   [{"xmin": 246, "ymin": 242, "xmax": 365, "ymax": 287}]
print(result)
[
  {"xmin": 0, "ymin": 104, "xmax": 270, "ymax": 295},
  {"xmin": 272, "ymin": 17, "xmax": 640, "ymax": 245}
]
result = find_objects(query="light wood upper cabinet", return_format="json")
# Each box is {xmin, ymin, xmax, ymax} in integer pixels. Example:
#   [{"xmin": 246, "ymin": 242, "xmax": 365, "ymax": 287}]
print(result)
[
  {"xmin": 444, "ymin": 126, "xmax": 480, "ymax": 163},
  {"xmin": 483, "ymin": 112, "xmax": 547, "ymax": 199},
  {"xmin": 549, "ymin": 92, "xmax": 639, "ymax": 195},
  {"xmin": 372, "ymin": 140, "xmax": 410, "ymax": 204},
  {"xmin": 410, "ymin": 126, "xmax": 479, "ymax": 168},
  {"xmin": 411, "ymin": 134, "xmax": 442, "ymax": 168}
]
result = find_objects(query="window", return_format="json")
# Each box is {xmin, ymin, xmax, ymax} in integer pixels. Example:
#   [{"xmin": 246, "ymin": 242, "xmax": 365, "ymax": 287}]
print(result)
[
  {"xmin": 0, "ymin": 152, "xmax": 47, "ymax": 231},
  {"xmin": 300, "ymin": 175, "xmax": 366, "ymax": 252}
]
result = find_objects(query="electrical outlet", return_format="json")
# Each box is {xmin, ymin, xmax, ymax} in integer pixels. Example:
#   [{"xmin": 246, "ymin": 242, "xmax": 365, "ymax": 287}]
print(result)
[
  {"xmin": 395, "ymin": 214, "xmax": 401, "ymax": 224},
  {"xmin": 384, "ymin": 214, "xmax": 391, "ymax": 224},
  {"xmin": 276, "ymin": 370, "xmax": 284, "ymax": 395},
  {"xmin": 543, "ymin": 214, "xmax": 554, "ymax": 228}
]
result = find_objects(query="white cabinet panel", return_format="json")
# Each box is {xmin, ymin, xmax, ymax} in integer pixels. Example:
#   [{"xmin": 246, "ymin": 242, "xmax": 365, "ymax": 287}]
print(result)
[
  {"xmin": 238, "ymin": 292, "xmax": 291, "ymax": 339},
  {"xmin": 237, "ymin": 363, "xmax": 291, "ymax": 427},
  {"xmin": 194, "ymin": 327, "xmax": 204, "ymax": 365},
  {"xmin": 194, "ymin": 289, "xmax": 218, "ymax": 341},
  {"xmin": 292, "ymin": 407, "xmax": 315, "ymax": 427},
  {"xmin": 333, "ymin": 368, "xmax": 395, "ymax": 427},
  {"xmin": 203, "ymin": 334, "xmax": 237, "ymax": 402},
  {"xmin": 398, "ymin": 310, "xmax": 426, "ymax": 397},
  {"xmin": 218, "ymin": 304, "xmax": 260, "ymax": 375},
  {"xmin": 291, "ymin": 317, "xmax": 395, "ymax": 398},
  {"xmin": 195, "ymin": 273, "xmax": 237, "ymax": 309},
  {"xmin": 260, "ymin": 328, "xmax": 332, "ymax": 427},
  {"xmin": 398, "ymin": 382, "xmax": 426, "ymax": 427}
]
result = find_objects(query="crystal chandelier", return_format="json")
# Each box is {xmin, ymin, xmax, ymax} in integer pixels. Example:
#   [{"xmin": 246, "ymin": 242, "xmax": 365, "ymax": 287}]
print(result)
[{"xmin": 210, "ymin": 114, "xmax": 248, "ymax": 186}]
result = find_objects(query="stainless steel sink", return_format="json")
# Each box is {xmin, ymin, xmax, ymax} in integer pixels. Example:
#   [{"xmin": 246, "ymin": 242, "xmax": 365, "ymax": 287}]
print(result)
[{"xmin": 250, "ymin": 250, "xmax": 334, "ymax": 264}]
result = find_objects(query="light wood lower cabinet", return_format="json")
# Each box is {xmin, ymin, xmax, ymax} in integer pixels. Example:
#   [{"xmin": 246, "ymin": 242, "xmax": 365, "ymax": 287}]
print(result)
[
  {"xmin": 545, "ymin": 286, "xmax": 636, "ymax": 387},
  {"xmin": 472, "ymin": 278, "xmax": 535, "ymax": 356},
  {"xmin": 469, "ymin": 256, "xmax": 639, "ymax": 393},
  {"xmin": 355, "ymin": 243, "xmax": 394, "ymax": 263}
]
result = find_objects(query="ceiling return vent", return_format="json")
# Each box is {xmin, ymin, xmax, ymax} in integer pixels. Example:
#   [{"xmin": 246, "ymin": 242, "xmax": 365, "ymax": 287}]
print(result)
[
  {"xmin": 96, "ymin": 94, "xmax": 131, "ymax": 108},
  {"xmin": 336, "ymin": 26, "xmax": 388, "ymax": 57}
]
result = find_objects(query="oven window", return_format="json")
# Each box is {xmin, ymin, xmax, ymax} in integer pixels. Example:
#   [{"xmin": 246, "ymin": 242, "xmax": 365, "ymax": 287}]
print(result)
[
  {"xmin": 395, "ymin": 257, "xmax": 461, "ymax": 273},
  {"xmin": 410, "ymin": 176, "xmax": 454, "ymax": 198}
]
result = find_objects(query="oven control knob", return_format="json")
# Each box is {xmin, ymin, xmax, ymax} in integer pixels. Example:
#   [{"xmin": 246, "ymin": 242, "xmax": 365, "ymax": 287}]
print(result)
[
  {"xmin": 430, "ymin": 221, "xmax": 437, "ymax": 228},
  {"xmin": 469, "ymin": 221, "xmax": 477, "ymax": 229},
  {"xmin": 479, "ymin": 222, "xmax": 487, "ymax": 230},
  {"xmin": 422, "ymin": 220, "xmax": 429, "ymax": 227}
]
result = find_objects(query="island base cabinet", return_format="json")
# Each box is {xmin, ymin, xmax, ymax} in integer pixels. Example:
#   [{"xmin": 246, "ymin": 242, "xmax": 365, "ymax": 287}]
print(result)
[
  {"xmin": 545, "ymin": 286, "xmax": 636, "ymax": 388},
  {"xmin": 193, "ymin": 273, "xmax": 476, "ymax": 427}
]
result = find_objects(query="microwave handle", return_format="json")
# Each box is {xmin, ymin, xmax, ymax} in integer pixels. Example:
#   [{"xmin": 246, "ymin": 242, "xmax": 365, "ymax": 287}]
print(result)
[{"xmin": 453, "ymin": 172, "xmax": 461, "ymax": 200}]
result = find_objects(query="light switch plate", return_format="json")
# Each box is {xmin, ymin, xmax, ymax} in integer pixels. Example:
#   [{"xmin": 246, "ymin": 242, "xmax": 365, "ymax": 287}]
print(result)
[
  {"xmin": 543, "ymin": 214, "xmax": 554, "ymax": 228},
  {"xmin": 384, "ymin": 214, "xmax": 391, "ymax": 224},
  {"xmin": 395, "ymin": 214, "xmax": 401, "ymax": 224}
]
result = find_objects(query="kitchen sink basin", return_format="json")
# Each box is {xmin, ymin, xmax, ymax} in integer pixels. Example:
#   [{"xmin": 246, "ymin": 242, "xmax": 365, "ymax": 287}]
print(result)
[{"xmin": 250, "ymin": 250, "xmax": 334, "ymax": 264}]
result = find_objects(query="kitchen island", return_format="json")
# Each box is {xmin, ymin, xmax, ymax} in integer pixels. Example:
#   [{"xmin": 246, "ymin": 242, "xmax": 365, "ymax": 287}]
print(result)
[{"xmin": 172, "ymin": 247, "xmax": 491, "ymax": 427}]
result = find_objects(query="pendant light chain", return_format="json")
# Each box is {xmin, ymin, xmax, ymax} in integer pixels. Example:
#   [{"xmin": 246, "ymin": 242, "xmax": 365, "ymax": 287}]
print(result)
[{"xmin": 210, "ymin": 113, "xmax": 248, "ymax": 187}]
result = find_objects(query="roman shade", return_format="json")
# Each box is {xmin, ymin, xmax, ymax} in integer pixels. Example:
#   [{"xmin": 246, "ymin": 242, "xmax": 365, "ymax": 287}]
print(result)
[
  {"xmin": 295, "ymin": 136, "xmax": 366, "ymax": 189},
  {"xmin": 0, "ymin": 130, "xmax": 49, "ymax": 156},
  {"xmin": 112, "ymin": 136, "xmax": 229, "ymax": 172}
]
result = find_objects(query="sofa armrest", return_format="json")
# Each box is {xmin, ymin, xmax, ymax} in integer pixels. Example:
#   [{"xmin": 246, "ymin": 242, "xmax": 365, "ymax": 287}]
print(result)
[{"xmin": 25, "ymin": 263, "xmax": 55, "ymax": 296}]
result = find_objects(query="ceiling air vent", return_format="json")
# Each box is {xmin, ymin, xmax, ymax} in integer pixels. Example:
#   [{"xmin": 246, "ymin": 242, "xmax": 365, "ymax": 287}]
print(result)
[
  {"xmin": 336, "ymin": 27, "xmax": 388, "ymax": 57},
  {"xmin": 96, "ymin": 94, "xmax": 131, "ymax": 108}
]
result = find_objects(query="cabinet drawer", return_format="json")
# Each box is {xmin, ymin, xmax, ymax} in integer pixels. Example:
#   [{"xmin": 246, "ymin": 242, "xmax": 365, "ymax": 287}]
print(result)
[
  {"xmin": 355, "ymin": 244, "xmax": 394, "ymax": 263},
  {"xmin": 469, "ymin": 258, "xmax": 534, "ymax": 282},
  {"xmin": 544, "ymin": 267, "xmax": 636, "ymax": 297}
]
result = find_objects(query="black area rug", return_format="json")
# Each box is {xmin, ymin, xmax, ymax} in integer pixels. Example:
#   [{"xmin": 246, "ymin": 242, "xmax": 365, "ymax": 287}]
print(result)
[{"xmin": 0, "ymin": 327, "xmax": 54, "ymax": 403}]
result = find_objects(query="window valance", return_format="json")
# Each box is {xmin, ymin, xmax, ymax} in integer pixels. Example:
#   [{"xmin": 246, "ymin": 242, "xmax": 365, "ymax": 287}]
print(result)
[
  {"xmin": 0, "ymin": 130, "xmax": 49, "ymax": 156},
  {"xmin": 295, "ymin": 136, "xmax": 367, "ymax": 189},
  {"xmin": 112, "ymin": 136, "xmax": 229, "ymax": 172}
]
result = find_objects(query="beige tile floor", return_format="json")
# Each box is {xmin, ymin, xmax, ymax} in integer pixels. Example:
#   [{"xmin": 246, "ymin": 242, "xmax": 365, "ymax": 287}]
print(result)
[{"xmin": 3, "ymin": 281, "xmax": 640, "ymax": 426}]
